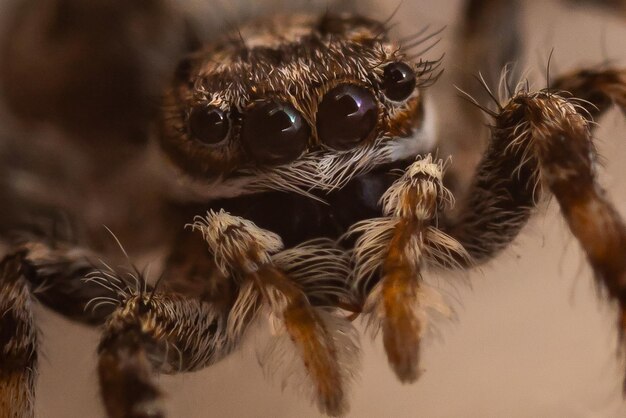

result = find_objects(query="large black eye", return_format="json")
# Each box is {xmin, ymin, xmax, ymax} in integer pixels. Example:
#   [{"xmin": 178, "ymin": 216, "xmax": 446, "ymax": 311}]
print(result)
[
  {"xmin": 316, "ymin": 84, "xmax": 378, "ymax": 151},
  {"xmin": 188, "ymin": 106, "xmax": 230, "ymax": 145},
  {"xmin": 241, "ymin": 100, "xmax": 309, "ymax": 165},
  {"xmin": 382, "ymin": 62, "xmax": 416, "ymax": 101}
]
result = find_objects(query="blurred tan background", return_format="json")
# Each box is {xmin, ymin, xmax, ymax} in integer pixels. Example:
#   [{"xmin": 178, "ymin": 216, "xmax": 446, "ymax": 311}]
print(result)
[{"xmin": 26, "ymin": 1, "xmax": 626, "ymax": 417}]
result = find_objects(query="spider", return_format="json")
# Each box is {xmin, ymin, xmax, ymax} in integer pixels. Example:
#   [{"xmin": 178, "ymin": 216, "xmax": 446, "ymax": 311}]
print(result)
[{"xmin": 0, "ymin": 0, "xmax": 625, "ymax": 417}]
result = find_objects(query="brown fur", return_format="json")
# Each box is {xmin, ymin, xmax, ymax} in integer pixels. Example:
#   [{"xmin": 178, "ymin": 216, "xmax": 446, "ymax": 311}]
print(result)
[
  {"xmin": 381, "ymin": 218, "xmax": 422, "ymax": 383},
  {"xmin": 160, "ymin": 13, "xmax": 430, "ymax": 179},
  {"xmin": 1, "ymin": 3, "xmax": 626, "ymax": 417},
  {"xmin": 0, "ymin": 253, "xmax": 37, "ymax": 418}
]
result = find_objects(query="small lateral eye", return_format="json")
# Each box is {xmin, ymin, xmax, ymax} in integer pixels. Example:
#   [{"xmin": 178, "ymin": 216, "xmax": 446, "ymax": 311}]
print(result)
[
  {"xmin": 188, "ymin": 105, "xmax": 230, "ymax": 145},
  {"xmin": 382, "ymin": 62, "xmax": 416, "ymax": 102}
]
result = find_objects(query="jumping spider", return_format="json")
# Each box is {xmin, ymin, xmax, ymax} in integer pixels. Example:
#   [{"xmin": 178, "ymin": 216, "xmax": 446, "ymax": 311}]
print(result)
[{"xmin": 0, "ymin": 0, "xmax": 625, "ymax": 417}]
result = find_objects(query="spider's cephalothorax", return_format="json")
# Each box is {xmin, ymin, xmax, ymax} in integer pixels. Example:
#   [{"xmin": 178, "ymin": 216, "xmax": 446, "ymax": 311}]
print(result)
[
  {"xmin": 159, "ymin": 13, "xmax": 439, "ymax": 197},
  {"xmin": 157, "ymin": 13, "xmax": 442, "ymax": 249},
  {"xmin": 1, "ymin": 2, "xmax": 626, "ymax": 418}
]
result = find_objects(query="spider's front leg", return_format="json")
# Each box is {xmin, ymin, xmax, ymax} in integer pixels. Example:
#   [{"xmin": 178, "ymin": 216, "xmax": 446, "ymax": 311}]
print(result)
[
  {"xmin": 96, "ymin": 276, "xmax": 232, "ymax": 418},
  {"xmin": 347, "ymin": 156, "xmax": 469, "ymax": 382},
  {"xmin": 93, "ymin": 225, "xmax": 254, "ymax": 418},
  {"xmin": 445, "ymin": 84, "xmax": 626, "ymax": 382}
]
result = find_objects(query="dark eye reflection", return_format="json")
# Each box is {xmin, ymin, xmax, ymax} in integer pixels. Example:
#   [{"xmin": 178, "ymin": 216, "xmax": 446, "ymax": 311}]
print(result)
[
  {"xmin": 316, "ymin": 84, "xmax": 378, "ymax": 150},
  {"xmin": 382, "ymin": 62, "xmax": 416, "ymax": 101},
  {"xmin": 188, "ymin": 105, "xmax": 230, "ymax": 145},
  {"xmin": 241, "ymin": 100, "xmax": 310, "ymax": 166}
]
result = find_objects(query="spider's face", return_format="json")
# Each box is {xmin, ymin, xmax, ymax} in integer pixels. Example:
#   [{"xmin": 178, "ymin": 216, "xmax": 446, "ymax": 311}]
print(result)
[{"xmin": 159, "ymin": 13, "xmax": 440, "ymax": 199}]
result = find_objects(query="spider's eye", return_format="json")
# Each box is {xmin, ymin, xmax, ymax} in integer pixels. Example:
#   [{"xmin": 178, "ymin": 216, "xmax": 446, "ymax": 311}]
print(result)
[
  {"xmin": 241, "ymin": 100, "xmax": 309, "ymax": 166},
  {"xmin": 382, "ymin": 62, "xmax": 416, "ymax": 101},
  {"xmin": 188, "ymin": 106, "xmax": 230, "ymax": 145},
  {"xmin": 316, "ymin": 84, "xmax": 378, "ymax": 151}
]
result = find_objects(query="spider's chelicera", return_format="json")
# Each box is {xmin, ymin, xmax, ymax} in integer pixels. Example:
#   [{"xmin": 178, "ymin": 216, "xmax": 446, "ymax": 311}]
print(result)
[{"xmin": 1, "ymin": 6, "xmax": 626, "ymax": 418}]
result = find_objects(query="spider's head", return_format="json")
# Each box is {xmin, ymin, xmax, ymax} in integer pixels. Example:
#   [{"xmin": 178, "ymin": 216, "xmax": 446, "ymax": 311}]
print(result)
[{"xmin": 159, "ymin": 13, "xmax": 441, "ymax": 200}]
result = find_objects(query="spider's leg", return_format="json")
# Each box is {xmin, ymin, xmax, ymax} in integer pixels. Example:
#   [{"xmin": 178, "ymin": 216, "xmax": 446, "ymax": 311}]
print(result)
[
  {"xmin": 0, "ymin": 252, "xmax": 37, "ymax": 418},
  {"xmin": 0, "ymin": 235, "xmax": 136, "ymax": 417},
  {"xmin": 6, "ymin": 237, "xmax": 121, "ymax": 325},
  {"xmin": 446, "ymin": 80, "xmax": 626, "ymax": 264},
  {"xmin": 96, "ymin": 276, "xmax": 233, "ymax": 418},
  {"xmin": 346, "ymin": 157, "xmax": 469, "ymax": 383},
  {"xmin": 189, "ymin": 212, "xmax": 358, "ymax": 417},
  {"xmin": 445, "ymin": 86, "xmax": 626, "ymax": 383},
  {"xmin": 553, "ymin": 68, "xmax": 626, "ymax": 118},
  {"xmin": 445, "ymin": 66, "xmax": 626, "ymax": 264}
]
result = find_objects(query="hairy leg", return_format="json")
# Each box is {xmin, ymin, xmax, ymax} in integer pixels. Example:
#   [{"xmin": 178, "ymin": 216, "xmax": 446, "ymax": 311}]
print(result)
[
  {"xmin": 346, "ymin": 156, "xmax": 469, "ymax": 382},
  {"xmin": 3, "ymin": 227, "xmax": 249, "ymax": 418},
  {"xmin": 0, "ymin": 252, "xmax": 37, "ymax": 418},
  {"xmin": 445, "ymin": 81, "xmax": 626, "ymax": 382},
  {"xmin": 6, "ymin": 237, "xmax": 120, "ymax": 325},
  {"xmin": 350, "ymin": 67, "xmax": 626, "ymax": 386},
  {"xmin": 95, "ymin": 214, "xmax": 358, "ymax": 418},
  {"xmin": 96, "ymin": 274, "xmax": 231, "ymax": 418},
  {"xmin": 447, "ymin": 69, "xmax": 626, "ymax": 264},
  {"xmin": 0, "ymin": 232, "xmax": 137, "ymax": 417}
]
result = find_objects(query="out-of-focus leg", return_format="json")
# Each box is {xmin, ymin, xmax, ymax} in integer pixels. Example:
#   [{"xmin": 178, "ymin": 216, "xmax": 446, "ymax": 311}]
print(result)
[
  {"xmin": 553, "ymin": 68, "xmax": 626, "ymax": 118},
  {"xmin": 0, "ymin": 0, "xmax": 187, "ymax": 142},
  {"xmin": 0, "ymin": 252, "xmax": 37, "ymax": 418}
]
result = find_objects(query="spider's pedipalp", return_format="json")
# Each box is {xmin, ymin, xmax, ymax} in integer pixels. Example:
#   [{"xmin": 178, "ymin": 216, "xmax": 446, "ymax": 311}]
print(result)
[
  {"xmin": 253, "ymin": 267, "xmax": 352, "ymax": 416},
  {"xmin": 187, "ymin": 209, "xmax": 284, "ymax": 276},
  {"xmin": 347, "ymin": 155, "xmax": 469, "ymax": 382},
  {"xmin": 258, "ymin": 304, "xmax": 360, "ymax": 416},
  {"xmin": 191, "ymin": 211, "xmax": 358, "ymax": 416}
]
